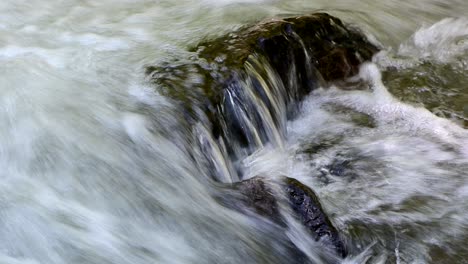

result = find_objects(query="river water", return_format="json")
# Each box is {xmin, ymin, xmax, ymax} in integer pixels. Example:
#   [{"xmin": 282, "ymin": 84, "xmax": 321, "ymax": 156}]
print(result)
[{"xmin": 0, "ymin": 0, "xmax": 467, "ymax": 263}]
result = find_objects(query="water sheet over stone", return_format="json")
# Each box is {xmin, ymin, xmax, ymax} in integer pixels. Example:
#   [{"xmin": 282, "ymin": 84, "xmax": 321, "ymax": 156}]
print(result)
[
  {"xmin": 225, "ymin": 176, "xmax": 347, "ymax": 259},
  {"xmin": 146, "ymin": 13, "xmax": 377, "ymax": 260},
  {"xmin": 146, "ymin": 13, "xmax": 379, "ymax": 152}
]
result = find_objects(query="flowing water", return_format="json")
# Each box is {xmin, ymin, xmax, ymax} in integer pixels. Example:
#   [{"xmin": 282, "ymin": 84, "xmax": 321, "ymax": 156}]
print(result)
[{"xmin": 1, "ymin": 0, "xmax": 468, "ymax": 263}]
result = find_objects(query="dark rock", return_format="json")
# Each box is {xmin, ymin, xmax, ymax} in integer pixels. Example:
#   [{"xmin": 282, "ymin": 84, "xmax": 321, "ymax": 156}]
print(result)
[
  {"xmin": 214, "ymin": 177, "xmax": 280, "ymax": 224},
  {"xmin": 223, "ymin": 176, "xmax": 347, "ymax": 259},
  {"xmin": 192, "ymin": 13, "xmax": 378, "ymax": 84},
  {"xmin": 284, "ymin": 178, "xmax": 347, "ymax": 258},
  {"xmin": 146, "ymin": 13, "xmax": 379, "ymax": 151},
  {"xmin": 234, "ymin": 176, "xmax": 282, "ymax": 223},
  {"xmin": 215, "ymin": 177, "xmax": 312, "ymax": 264}
]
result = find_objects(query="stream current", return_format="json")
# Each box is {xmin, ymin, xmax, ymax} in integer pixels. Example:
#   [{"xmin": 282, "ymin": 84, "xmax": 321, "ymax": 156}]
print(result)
[{"xmin": 0, "ymin": 0, "xmax": 468, "ymax": 263}]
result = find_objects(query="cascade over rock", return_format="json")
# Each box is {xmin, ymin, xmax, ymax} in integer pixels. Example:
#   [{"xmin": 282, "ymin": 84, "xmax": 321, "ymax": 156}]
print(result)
[
  {"xmin": 146, "ymin": 13, "xmax": 379, "ymax": 150},
  {"xmin": 146, "ymin": 13, "xmax": 375, "ymax": 259}
]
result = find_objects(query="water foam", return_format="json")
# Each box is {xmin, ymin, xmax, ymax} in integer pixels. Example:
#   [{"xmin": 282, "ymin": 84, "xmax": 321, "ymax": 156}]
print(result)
[
  {"xmin": 399, "ymin": 17, "xmax": 468, "ymax": 63},
  {"xmin": 281, "ymin": 62, "xmax": 468, "ymax": 262},
  {"xmin": 1, "ymin": 0, "xmax": 467, "ymax": 263}
]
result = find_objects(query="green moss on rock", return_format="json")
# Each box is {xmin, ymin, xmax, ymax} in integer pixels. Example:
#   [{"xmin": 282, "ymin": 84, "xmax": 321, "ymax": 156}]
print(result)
[{"xmin": 146, "ymin": 12, "xmax": 379, "ymax": 148}]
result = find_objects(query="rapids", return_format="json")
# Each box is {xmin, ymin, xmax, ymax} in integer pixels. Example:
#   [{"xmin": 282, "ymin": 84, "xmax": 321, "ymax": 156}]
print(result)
[{"xmin": 0, "ymin": 0, "xmax": 467, "ymax": 263}]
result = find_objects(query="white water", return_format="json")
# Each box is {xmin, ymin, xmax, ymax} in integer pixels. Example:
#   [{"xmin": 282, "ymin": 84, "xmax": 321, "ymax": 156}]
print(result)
[{"xmin": 0, "ymin": 0, "xmax": 467, "ymax": 263}]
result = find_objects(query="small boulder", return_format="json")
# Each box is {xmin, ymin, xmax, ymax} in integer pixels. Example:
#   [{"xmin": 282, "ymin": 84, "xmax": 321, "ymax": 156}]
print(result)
[
  {"xmin": 226, "ymin": 176, "xmax": 347, "ymax": 258},
  {"xmin": 146, "ymin": 13, "xmax": 379, "ymax": 150},
  {"xmin": 285, "ymin": 178, "xmax": 347, "ymax": 257}
]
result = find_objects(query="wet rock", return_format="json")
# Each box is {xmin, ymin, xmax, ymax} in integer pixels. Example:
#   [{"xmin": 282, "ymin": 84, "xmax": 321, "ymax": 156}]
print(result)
[
  {"xmin": 191, "ymin": 13, "xmax": 378, "ymax": 87},
  {"xmin": 285, "ymin": 178, "xmax": 347, "ymax": 258},
  {"xmin": 146, "ymin": 13, "xmax": 379, "ymax": 150},
  {"xmin": 226, "ymin": 176, "xmax": 347, "ymax": 258},
  {"xmin": 215, "ymin": 177, "xmax": 312, "ymax": 263},
  {"xmin": 235, "ymin": 176, "xmax": 282, "ymax": 222},
  {"xmin": 319, "ymin": 156, "xmax": 359, "ymax": 184}
]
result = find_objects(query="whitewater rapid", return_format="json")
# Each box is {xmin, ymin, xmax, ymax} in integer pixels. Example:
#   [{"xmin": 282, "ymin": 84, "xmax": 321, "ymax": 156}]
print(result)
[{"xmin": 0, "ymin": 0, "xmax": 467, "ymax": 263}]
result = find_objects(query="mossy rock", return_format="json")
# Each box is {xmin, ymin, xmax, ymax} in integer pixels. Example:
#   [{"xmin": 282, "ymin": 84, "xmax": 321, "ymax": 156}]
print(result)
[
  {"xmin": 192, "ymin": 13, "xmax": 378, "ymax": 83},
  {"xmin": 146, "ymin": 12, "xmax": 379, "ymax": 149}
]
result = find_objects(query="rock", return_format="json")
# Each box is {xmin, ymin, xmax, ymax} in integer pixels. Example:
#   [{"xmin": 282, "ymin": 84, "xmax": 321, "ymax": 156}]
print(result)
[
  {"xmin": 222, "ymin": 176, "xmax": 347, "ymax": 258},
  {"xmin": 235, "ymin": 176, "xmax": 282, "ymax": 223},
  {"xmin": 285, "ymin": 178, "xmax": 347, "ymax": 258},
  {"xmin": 215, "ymin": 177, "xmax": 312, "ymax": 264},
  {"xmin": 193, "ymin": 13, "xmax": 378, "ymax": 91},
  {"xmin": 146, "ymin": 13, "xmax": 379, "ymax": 150}
]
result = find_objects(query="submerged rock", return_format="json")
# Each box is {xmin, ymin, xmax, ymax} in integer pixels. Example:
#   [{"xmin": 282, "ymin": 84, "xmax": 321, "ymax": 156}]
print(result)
[
  {"xmin": 226, "ymin": 176, "xmax": 347, "ymax": 258},
  {"xmin": 235, "ymin": 176, "xmax": 281, "ymax": 222},
  {"xmin": 146, "ymin": 13, "xmax": 379, "ymax": 150}
]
